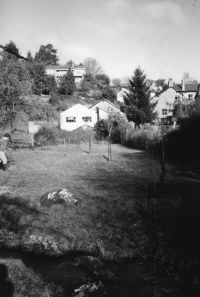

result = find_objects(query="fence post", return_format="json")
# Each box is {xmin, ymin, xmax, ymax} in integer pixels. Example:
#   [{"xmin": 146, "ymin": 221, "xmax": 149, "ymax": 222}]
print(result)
[
  {"xmin": 89, "ymin": 134, "xmax": 91, "ymax": 153},
  {"xmin": 31, "ymin": 133, "xmax": 34, "ymax": 148}
]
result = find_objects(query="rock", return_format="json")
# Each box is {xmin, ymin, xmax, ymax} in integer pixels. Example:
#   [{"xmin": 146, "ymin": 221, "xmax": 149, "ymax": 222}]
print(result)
[{"xmin": 40, "ymin": 189, "xmax": 78, "ymax": 207}]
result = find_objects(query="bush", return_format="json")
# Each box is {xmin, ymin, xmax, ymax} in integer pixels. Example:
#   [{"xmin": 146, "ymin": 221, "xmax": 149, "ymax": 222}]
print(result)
[
  {"xmin": 166, "ymin": 112, "xmax": 200, "ymax": 163},
  {"xmin": 34, "ymin": 125, "xmax": 96, "ymax": 146},
  {"xmin": 34, "ymin": 125, "xmax": 59, "ymax": 145},
  {"xmin": 123, "ymin": 125, "xmax": 161, "ymax": 152},
  {"xmin": 94, "ymin": 120, "xmax": 121, "ymax": 143}
]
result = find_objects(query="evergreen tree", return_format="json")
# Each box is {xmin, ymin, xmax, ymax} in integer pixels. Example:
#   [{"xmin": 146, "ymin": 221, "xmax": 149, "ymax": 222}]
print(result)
[
  {"xmin": 26, "ymin": 51, "xmax": 34, "ymax": 62},
  {"xmin": 4, "ymin": 40, "xmax": 20, "ymax": 60},
  {"xmin": 80, "ymin": 73, "xmax": 96, "ymax": 93},
  {"xmin": 121, "ymin": 67, "xmax": 157, "ymax": 127},
  {"xmin": 28, "ymin": 63, "xmax": 48, "ymax": 95},
  {"xmin": 34, "ymin": 44, "xmax": 59, "ymax": 65},
  {"xmin": 59, "ymin": 67, "xmax": 76, "ymax": 95}
]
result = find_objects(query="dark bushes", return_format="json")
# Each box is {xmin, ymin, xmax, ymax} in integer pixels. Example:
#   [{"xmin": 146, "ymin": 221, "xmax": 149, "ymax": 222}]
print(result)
[
  {"xmin": 94, "ymin": 119, "xmax": 121, "ymax": 143},
  {"xmin": 166, "ymin": 112, "xmax": 200, "ymax": 163}
]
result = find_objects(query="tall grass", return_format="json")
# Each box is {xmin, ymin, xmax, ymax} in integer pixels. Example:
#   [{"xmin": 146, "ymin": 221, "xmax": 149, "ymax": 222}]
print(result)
[
  {"xmin": 122, "ymin": 125, "xmax": 162, "ymax": 153},
  {"xmin": 34, "ymin": 125, "xmax": 96, "ymax": 146}
]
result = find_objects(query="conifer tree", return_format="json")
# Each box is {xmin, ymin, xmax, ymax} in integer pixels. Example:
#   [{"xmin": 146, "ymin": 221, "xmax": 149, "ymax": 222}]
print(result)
[
  {"xmin": 59, "ymin": 67, "xmax": 76, "ymax": 95},
  {"xmin": 121, "ymin": 67, "xmax": 157, "ymax": 127}
]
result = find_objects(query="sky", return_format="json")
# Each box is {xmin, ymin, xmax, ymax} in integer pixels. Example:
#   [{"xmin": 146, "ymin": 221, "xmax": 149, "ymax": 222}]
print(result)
[{"xmin": 1, "ymin": 0, "xmax": 200, "ymax": 82}]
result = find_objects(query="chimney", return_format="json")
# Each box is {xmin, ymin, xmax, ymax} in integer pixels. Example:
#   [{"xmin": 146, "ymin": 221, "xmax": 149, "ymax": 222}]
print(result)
[
  {"xmin": 181, "ymin": 80, "xmax": 185, "ymax": 91},
  {"xmin": 168, "ymin": 78, "xmax": 173, "ymax": 88},
  {"xmin": 96, "ymin": 107, "xmax": 100, "ymax": 122}
]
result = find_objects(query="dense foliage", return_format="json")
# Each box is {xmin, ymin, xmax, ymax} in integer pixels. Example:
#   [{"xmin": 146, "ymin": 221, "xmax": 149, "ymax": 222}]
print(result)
[
  {"xmin": 121, "ymin": 67, "xmax": 157, "ymax": 127},
  {"xmin": 0, "ymin": 54, "xmax": 31, "ymax": 131},
  {"xmin": 59, "ymin": 67, "xmax": 76, "ymax": 95},
  {"xmin": 34, "ymin": 44, "xmax": 59, "ymax": 65}
]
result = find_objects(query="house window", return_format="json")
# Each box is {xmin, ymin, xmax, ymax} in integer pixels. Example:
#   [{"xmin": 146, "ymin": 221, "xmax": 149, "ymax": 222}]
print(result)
[
  {"xmin": 188, "ymin": 94, "xmax": 193, "ymax": 101},
  {"xmin": 82, "ymin": 116, "xmax": 92, "ymax": 122},
  {"xmin": 162, "ymin": 109, "xmax": 168, "ymax": 115},
  {"xmin": 66, "ymin": 117, "xmax": 76, "ymax": 122}
]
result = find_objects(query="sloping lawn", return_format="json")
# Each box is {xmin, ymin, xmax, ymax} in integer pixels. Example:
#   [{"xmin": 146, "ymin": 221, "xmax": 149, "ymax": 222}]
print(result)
[
  {"xmin": 0, "ymin": 143, "xmax": 160, "ymax": 258},
  {"xmin": 1, "ymin": 143, "xmax": 200, "ymax": 296}
]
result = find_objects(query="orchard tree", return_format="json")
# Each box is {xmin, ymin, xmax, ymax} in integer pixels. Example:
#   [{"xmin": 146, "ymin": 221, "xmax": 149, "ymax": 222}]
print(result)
[
  {"xmin": 121, "ymin": 67, "xmax": 157, "ymax": 128},
  {"xmin": 0, "ymin": 57, "xmax": 32, "ymax": 132},
  {"xmin": 59, "ymin": 67, "xmax": 76, "ymax": 95},
  {"xmin": 35, "ymin": 44, "xmax": 59, "ymax": 65}
]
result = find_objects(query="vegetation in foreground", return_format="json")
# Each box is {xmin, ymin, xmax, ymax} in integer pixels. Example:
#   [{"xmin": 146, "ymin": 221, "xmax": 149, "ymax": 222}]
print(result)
[{"xmin": 0, "ymin": 143, "xmax": 200, "ymax": 296}]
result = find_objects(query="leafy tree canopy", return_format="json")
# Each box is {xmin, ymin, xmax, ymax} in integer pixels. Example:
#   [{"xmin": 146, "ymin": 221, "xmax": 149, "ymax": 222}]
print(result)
[
  {"xmin": 121, "ymin": 66, "xmax": 157, "ymax": 127},
  {"xmin": 34, "ymin": 44, "xmax": 59, "ymax": 65},
  {"xmin": 0, "ymin": 57, "xmax": 32, "ymax": 132},
  {"xmin": 95, "ymin": 74, "xmax": 110, "ymax": 89},
  {"xmin": 3, "ymin": 40, "xmax": 20, "ymax": 60}
]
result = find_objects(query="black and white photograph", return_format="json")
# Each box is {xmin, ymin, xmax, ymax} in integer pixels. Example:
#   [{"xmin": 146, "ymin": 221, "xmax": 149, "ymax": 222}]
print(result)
[{"xmin": 0, "ymin": 0, "xmax": 200, "ymax": 296}]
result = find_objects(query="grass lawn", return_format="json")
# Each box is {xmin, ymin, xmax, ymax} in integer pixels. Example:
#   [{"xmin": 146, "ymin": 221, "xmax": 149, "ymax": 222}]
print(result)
[
  {"xmin": 0, "ymin": 143, "xmax": 160, "ymax": 257},
  {"xmin": 1, "ymin": 142, "xmax": 200, "ymax": 296}
]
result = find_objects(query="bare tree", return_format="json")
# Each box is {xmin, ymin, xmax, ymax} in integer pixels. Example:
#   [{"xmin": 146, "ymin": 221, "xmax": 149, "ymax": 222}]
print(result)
[{"xmin": 84, "ymin": 57, "xmax": 103, "ymax": 78}]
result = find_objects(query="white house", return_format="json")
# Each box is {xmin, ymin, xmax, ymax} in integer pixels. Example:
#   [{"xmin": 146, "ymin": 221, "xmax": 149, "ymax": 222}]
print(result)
[
  {"xmin": 153, "ymin": 79, "xmax": 200, "ymax": 121},
  {"xmin": 60, "ymin": 104, "xmax": 97, "ymax": 131},
  {"xmin": 89, "ymin": 99, "xmax": 121, "ymax": 121},
  {"xmin": 153, "ymin": 87, "xmax": 178, "ymax": 120},
  {"xmin": 45, "ymin": 64, "xmax": 86, "ymax": 85},
  {"xmin": 117, "ymin": 88, "xmax": 129, "ymax": 103}
]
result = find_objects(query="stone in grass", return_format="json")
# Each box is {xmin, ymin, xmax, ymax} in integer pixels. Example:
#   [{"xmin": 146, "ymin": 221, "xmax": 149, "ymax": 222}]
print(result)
[{"xmin": 40, "ymin": 188, "xmax": 78, "ymax": 207}]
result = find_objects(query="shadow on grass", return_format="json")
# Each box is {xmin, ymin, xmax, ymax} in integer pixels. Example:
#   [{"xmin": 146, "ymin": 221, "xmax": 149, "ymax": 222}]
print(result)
[
  {"xmin": 78, "ymin": 150, "xmax": 200, "ymax": 296},
  {"xmin": 0, "ymin": 195, "xmax": 41, "ymax": 233}
]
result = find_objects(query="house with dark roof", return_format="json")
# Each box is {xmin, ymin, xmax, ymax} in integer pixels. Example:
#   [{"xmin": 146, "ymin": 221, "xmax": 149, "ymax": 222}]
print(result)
[
  {"xmin": 175, "ymin": 81, "xmax": 199, "ymax": 102},
  {"xmin": 153, "ymin": 78, "xmax": 199, "ymax": 121}
]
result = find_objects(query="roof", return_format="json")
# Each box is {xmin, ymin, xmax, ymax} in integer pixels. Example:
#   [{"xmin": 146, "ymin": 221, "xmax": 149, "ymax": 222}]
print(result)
[
  {"xmin": 89, "ymin": 99, "xmax": 120, "ymax": 110},
  {"xmin": 60, "ymin": 103, "xmax": 96, "ymax": 115},
  {"xmin": 175, "ymin": 83, "xmax": 199, "ymax": 92},
  {"xmin": 45, "ymin": 64, "xmax": 86, "ymax": 70}
]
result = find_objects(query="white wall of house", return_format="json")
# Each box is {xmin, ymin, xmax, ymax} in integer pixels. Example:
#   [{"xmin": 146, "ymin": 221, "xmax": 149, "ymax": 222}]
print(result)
[
  {"xmin": 89, "ymin": 99, "xmax": 121, "ymax": 120},
  {"xmin": 117, "ymin": 88, "xmax": 129, "ymax": 103},
  {"xmin": 154, "ymin": 88, "xmax": 179, "ymax": 119},
  {"xmin": 45, "ymin": 66, "xmax": 85, "ymax": 84},
  {"xmin": 60, "ymin": 104, "xmax": 97, "ymax": 131}
]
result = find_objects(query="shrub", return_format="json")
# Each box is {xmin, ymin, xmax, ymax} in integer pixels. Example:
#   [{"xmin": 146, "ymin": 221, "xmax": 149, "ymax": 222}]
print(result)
[
  {"xmin": 123, "ymin": 125, "xmax": 162, "ymax": 153},
  {"xmin": 94, "ymin": 119, "xmax": 121, "ymax": 143},
  {"xmin": 34, "ymin": 125, "xmax": 96, "ymax": 145},
  {"xmin": 166, "ymin": 112, "xmax": 200, "ymax": 163},
  {"xmin": 34, "ymin": 125, "xmax": 59, "ymax": 145}
]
